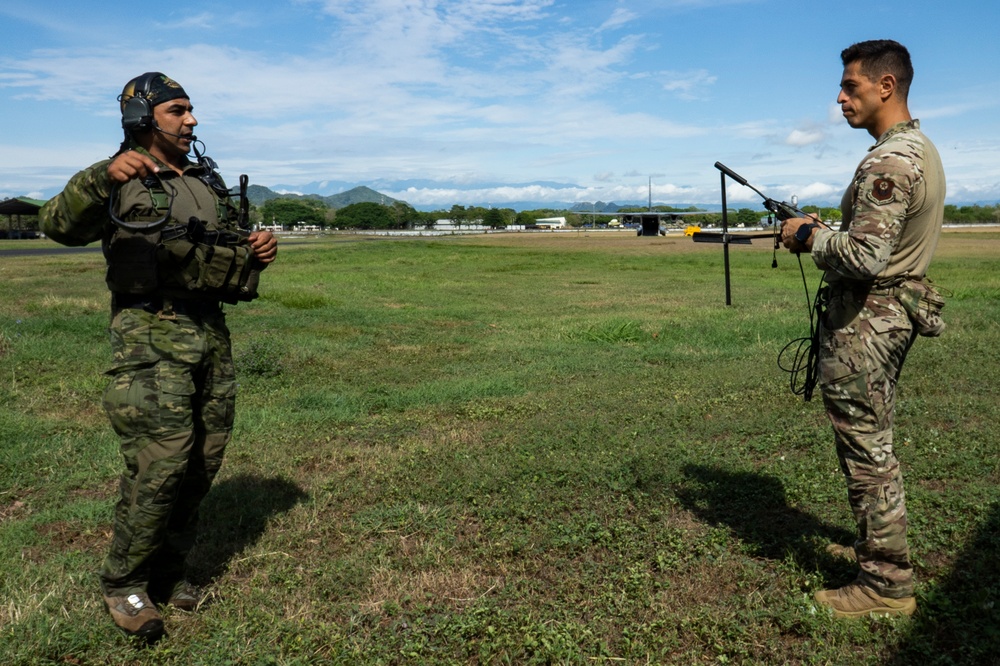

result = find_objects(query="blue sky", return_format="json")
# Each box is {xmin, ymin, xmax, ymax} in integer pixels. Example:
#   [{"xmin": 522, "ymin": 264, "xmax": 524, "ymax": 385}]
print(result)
[{"xmin": 2, "ymin": 0, "xmax": 998, "ymax": 209}]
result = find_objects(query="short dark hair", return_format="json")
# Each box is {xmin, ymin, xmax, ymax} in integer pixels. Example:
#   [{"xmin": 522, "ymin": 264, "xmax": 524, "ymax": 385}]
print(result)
[{"xmin": 841, "ymin": 39, "xmax": 913, "ymax": 100}]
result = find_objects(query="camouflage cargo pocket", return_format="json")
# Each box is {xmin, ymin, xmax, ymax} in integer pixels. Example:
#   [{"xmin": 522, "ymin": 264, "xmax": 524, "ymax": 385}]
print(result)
[{"xmin": 897, "ymin": 280, "xmax": 946, "ymax": 337}]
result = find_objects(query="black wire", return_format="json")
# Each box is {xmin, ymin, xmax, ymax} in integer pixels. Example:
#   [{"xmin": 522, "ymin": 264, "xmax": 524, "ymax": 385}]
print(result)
[
  {"xmin": 108, "ymin": 175, "xmax": 177, "ymax": 232},
  {"xmin": 777, "ymin": 253, "xmax": 824, "ymax": 401}
]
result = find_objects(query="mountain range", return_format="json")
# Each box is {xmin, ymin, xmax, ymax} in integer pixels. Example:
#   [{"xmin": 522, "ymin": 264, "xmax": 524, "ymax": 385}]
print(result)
[
  {"xmin": 247, "ymin": 184, "xmax": 402, "ymax": 209},
  {"xmin": 247, "ymin": 183, "xmax": 724, "ymax": 214},
  {"xmin": 246, "ymin": 177, "xmax": 997, "ymax": 214}
]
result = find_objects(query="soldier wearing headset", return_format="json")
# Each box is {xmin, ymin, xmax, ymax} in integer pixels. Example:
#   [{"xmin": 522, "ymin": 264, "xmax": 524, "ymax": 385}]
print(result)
[{"xmin": 40, "ymin": 72, "xmax": 277, "ymax": 640}]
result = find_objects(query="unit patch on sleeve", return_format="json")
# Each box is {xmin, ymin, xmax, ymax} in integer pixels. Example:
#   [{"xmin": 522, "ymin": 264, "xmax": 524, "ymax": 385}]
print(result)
[{"xmin": 870, "ymin": 178, "xmax": 896, "ymax": 204}]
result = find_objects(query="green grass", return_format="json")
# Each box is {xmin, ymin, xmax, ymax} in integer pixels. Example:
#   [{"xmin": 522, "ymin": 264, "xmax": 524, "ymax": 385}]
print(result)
[{"xmin": 1, "ymin": 230, "xmax": 998, "ymax": 664}]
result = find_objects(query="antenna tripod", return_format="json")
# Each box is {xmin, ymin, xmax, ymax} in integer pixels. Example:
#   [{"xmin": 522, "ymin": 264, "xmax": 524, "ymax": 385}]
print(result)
[{"xmin": 690, "ymin": 162, "xmax": 780, "ymax": 305}]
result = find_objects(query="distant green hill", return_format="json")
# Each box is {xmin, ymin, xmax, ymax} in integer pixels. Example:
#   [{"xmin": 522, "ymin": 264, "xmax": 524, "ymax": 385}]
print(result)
[{"xmin": 247, "ymin": 184, "xmax": 401, "ymax": 210}]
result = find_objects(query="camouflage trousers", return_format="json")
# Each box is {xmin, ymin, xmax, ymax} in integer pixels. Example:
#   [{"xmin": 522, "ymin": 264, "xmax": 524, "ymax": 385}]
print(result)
[
  {"xmin": 818, "ymin": 285, "xmax": 917, "ymax": 598},
  {"xmin": 99, "ymin": 303, "xmax": 235, "ymax": 596}
]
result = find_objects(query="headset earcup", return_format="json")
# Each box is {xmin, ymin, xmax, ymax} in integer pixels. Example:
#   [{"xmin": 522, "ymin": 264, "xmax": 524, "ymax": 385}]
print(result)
[{"xmin": 121, "ymin": 93, "xmax": 152, "ymax": 132}]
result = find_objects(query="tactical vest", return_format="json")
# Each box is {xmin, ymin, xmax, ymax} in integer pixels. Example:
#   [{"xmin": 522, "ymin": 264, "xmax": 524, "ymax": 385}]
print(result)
[{"xmin": 103, "ymin": 174, "xmax": 260, "ymax": 303}]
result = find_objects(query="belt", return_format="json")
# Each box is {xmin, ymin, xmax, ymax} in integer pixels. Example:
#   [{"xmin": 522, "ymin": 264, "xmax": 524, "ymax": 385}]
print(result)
[
  {"xmin": 827, "ymin": 277, "xmax": 915, "ymax": 298},
  {"xmin": 112, "ymin": 293, "xmax": 221, "ymax": 317}
]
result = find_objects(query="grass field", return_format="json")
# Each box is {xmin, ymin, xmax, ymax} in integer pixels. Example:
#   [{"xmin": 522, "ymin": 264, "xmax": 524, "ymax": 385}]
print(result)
[{"xmin": 1, "ymin": 229, "xmax": 998, "ymax": 665}]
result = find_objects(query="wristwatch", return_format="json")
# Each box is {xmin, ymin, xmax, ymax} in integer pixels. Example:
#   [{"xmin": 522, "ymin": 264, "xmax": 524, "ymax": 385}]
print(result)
[{"xmin": 794, "ymin": 222, "xmax": 819, "ymax": 244}]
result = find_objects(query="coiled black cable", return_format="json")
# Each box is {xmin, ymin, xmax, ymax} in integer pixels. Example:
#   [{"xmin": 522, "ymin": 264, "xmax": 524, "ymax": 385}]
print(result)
[{"xmin": 777, "ymin": 252, "xmax": 824, "ymax": 401}]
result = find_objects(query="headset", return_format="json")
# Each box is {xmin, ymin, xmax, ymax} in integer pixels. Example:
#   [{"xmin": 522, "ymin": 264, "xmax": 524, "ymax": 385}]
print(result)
[{"xmin": 120, "ymin": 72, "xmax": 161, "ymax": 134}]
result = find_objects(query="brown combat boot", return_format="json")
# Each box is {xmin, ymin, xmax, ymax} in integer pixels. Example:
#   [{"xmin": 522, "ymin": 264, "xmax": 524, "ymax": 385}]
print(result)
[
  {"xmin": 814, "ymin": 582, "xmax": 916, "ymax": 618},
  {"xmin": 824, "ymin": 542, "xmax": 857, "ymax": 561},
  {"xmin": 166, "ymin": 580, "xmax": 202, "ymax": 612},
  {"xmin": 103, "ymin": 591, "xmax": 164, "ymax": 640}
]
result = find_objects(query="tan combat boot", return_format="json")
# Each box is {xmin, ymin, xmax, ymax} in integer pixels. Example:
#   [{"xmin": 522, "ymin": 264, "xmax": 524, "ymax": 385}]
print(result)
[
  {"xmin": 166, "ymin": 580, "xmax": 202, "ymax": 612},
  {"xmin": 103, "ymin": 591, "xmax": 164, "ymax": 640},
  {"xmin": 814, "ymin": 582, "xmax": 916, "ymax": 618},
  {"xmin": 824, "ymin": 543, "xmax": 856, "ymax": 561}
]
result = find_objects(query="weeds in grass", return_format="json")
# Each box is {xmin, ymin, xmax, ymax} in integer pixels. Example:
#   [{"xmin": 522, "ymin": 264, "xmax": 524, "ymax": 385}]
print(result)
[
  {"xmin": 0, "ymin": 331, "xmax": 11, "ymax": 360},
  {"xmin": 267, "ymin": 289, "xmax": 330, "ymax": 310},
  {"xmin": 565, "ymin": 318, "xmax": 650, "ymax": 344},
  {"xmin": 234, "ymin": 336, "xmax": 286, "ymax": 378}
]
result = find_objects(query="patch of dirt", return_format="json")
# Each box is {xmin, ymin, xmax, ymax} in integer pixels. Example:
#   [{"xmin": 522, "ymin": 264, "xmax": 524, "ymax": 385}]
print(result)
[
  {"xmin": 26, "ymin": 521, "xmax": 111, "ymax": 563},
  {"xmin": 0, "ymin": 498, "xmax": 29, "ymax": 523}
]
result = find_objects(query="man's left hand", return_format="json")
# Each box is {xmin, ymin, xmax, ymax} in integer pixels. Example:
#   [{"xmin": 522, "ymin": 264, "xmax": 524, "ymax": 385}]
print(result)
[
  {"xmin": 780, "ymin": 215, "xmax": 824, "ymax": 253},
  {"xmin": 248, "ymin": 231, "xmax": 278, "ymax": 264}
]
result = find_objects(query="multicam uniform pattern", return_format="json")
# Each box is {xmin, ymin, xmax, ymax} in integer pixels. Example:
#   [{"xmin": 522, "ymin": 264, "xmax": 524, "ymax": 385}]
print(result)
[
  {"xmin": 40, "ymin": 143, "xmax": 244, "ymax": 598},
  {"xmin": 809, "ymin": 119, "xmax": 946, "ymax": 598}
]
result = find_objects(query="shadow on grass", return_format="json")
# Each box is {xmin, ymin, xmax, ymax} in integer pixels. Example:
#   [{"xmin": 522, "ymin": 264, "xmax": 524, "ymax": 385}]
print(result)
[
  {"xmin": 885, "ymin": 501, "xmax": 1000, "ymax": 666},
  {"xmin": 186, "ymin": 473, "xmax": 308, "ymax": 583},
  {"xmin": 675, "ymin": 464, "xmax": 856, "ymax": 582}
]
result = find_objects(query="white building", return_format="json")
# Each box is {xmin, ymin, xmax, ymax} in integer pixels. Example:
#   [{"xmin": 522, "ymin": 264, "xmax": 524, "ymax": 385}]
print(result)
[{"xmin": 535, "ymin": 217, "xmax": 567, "ymax": 228}]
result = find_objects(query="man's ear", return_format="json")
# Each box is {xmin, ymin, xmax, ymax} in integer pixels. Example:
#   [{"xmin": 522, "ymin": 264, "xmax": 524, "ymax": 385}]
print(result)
[{"xmin": 879, "ymin": 73, "xmax": 897, "ymax": 101}]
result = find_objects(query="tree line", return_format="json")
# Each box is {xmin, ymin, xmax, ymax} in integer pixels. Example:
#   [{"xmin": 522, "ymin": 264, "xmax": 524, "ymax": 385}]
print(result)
[
  {"xmin": 256, "ymin": 198, "xmax": 595, "ymax": 230},
  {"xmin": 942, "ymin": 204, "xmax": 1000, "ymax": 224},
  {"xmin": 5, "ymin": 199, "xmax": 1000, "ymax": 236}
]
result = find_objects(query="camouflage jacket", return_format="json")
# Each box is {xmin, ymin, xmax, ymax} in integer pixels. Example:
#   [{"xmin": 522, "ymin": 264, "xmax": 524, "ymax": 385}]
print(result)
[{"xmin": 810, "ymin": 120, "xmax": 946, "ymax": 287}]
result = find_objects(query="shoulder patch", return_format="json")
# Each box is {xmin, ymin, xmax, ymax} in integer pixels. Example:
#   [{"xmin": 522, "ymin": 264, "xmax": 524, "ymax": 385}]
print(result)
[{"xmin": 871, "ymin": 178, "xmax": 896, "ymax": 203}]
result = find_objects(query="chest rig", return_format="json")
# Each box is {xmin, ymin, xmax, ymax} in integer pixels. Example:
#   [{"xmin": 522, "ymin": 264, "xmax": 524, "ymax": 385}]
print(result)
[{"xmin": 103, "ymin": 153, "xmax": 260, "ymax": 303}]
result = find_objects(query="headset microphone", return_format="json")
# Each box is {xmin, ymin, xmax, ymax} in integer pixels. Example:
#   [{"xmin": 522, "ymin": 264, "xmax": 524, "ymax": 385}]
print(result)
[{"xmin": 153, "ymin": 122, "xmax": 196, "ymax": 142}]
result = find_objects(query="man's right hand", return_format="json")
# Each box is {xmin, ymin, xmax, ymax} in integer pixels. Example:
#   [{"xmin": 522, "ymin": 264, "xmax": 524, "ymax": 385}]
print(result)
[{"xmin": 107, "ymin": 150, "xmax": 160, "ymax": 184}]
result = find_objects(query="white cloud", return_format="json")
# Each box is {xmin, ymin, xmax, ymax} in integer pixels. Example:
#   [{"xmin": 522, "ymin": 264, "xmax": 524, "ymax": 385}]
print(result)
[
  {"xmin": 792, "ymin": 181, "xmax": 842, "ymax": 202},
  {"xmin": 152, "ymin": 12, "xmax": 218, "ymax": 30},
  {"xmin": 828, "ymin": 103, "xmax": 845, "ymax": 125},
  {"xmin": 385, "ymin": 179, "xmax": 708, "ymax": 207},
  {"xmin": 600, "ymin": 7, "xmax": 638, "ymax": 31},
  {"xmin": 784, "ymin": 127, "xmax": 825, "ymax": 147},
  {"xmin": 661, "ymin": 69, "xmax": 718, "ymax": 101}
]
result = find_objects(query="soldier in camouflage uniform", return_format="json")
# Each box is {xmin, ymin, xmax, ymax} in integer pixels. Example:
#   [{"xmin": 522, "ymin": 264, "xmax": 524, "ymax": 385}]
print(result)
[
  {"xmin": 40, "ymin": 73, "xmax": 277, "ymax": 640},
  {"xmin": 781, "ymin": 40, "xmax": 945, "ymax": 618}
]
